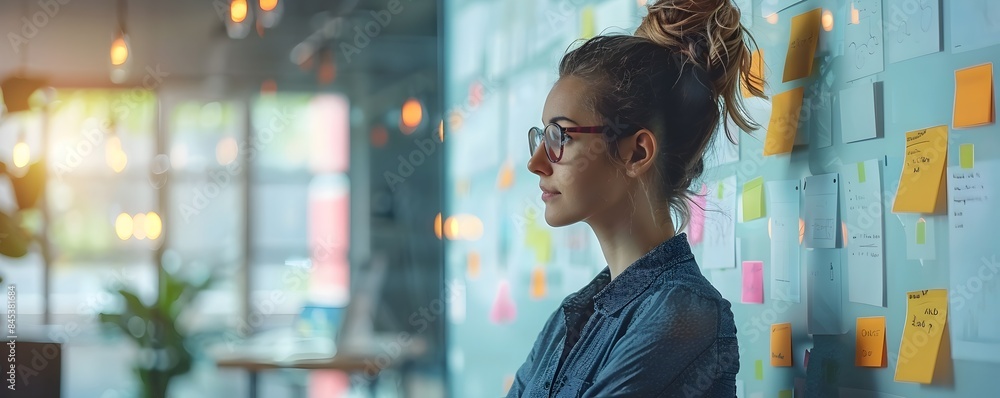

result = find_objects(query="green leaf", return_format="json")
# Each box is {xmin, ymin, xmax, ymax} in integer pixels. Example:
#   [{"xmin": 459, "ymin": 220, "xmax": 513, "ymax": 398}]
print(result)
[{"xmin": 0, "ymin": 211, "xmax": 30, "ymax": 257}]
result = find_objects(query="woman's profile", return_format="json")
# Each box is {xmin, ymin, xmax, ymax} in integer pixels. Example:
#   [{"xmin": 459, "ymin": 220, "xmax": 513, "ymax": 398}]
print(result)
[{"xmin": 507, "ymin": 0, "xmax": 762, "ymax": 396}]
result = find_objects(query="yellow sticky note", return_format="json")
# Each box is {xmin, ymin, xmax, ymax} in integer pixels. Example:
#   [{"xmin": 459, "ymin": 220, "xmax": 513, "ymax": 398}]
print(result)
[
  {"xmin": 525, "ymin": 216, "xmax": 552, "ymax": 264},
  {"xmin": 779, "ymin": 390, "xmax": 793, "ymax": 398},
  {"xmin": 743, "ymin": 176, "xmax": 766, "ymax": 221},
  {"xmin": 580, "ymin": 7, "xmax": 596, "ymax": 39},
  {"xmin": 743, "ymin": 49, "xmax": 766, "ymax": 98},
  {"xmin": 895, "ymin": 289, "xmax": 948, "ymax": 384},
  {"xmin": 856, "ymin": 316, "xmax": 887, "ymax": 367},
  {"xmin": 765, "ymin": 87, "xmax": 805, "ymax": 156},
  {"xmin": 953, "ymin": 63, "xmax": 994, "ymax": 128},
  {"xmin": 771, "ymin": 323, "xmax": 793, "ymax": 367},
  {"xmin": 892, "ymin": 126, "xmax": 949, "ymax": 213},
  {"xmin": 783, "ymin": 8, "xmax": 822, "ymax": 82},
  {"xmin": 960, "ymin": 143, "xmax": 975, "ymax": 169}
]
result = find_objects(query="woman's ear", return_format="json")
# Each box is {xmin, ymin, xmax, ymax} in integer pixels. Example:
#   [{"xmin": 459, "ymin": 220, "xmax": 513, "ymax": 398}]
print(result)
[{"xmin": 621, "ymin": 129, "xmax": 657, "ymax": 178}]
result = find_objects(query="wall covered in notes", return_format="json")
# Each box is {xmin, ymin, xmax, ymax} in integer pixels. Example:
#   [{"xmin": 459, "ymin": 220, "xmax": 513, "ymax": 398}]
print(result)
[{"xmin": 443, "ymin": 0, "xmax": 1000, "ymax": 397}]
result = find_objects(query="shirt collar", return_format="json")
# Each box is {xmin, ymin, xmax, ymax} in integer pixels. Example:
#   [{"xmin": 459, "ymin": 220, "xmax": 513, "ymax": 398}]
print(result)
[{"xmin": 588, "ymin": 232, "xmax": 694, "ymax": 315}]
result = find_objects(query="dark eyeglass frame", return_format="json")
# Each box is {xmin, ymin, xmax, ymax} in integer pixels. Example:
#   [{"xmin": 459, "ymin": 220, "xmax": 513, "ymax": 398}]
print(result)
[{"xmin": 528, "ymin": 122, "xmax": 637, "ymax": 163}]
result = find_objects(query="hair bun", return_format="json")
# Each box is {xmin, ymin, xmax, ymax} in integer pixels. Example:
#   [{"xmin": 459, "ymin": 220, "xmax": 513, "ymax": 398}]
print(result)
[{"xmin": 635, "ymin": 0, "xmax": 744, "ymax": 76}]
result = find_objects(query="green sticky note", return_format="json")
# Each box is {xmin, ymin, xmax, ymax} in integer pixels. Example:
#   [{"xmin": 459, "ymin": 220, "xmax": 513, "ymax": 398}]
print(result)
[
  {"xmin": 742, "ymin": 176, "xmax": 766, "ymax": 221},
  {"xmin": 916, "ymin": 219, "xmax": 926, "ymax": 245},
  {"xmin": 779, "ymin": 390, "xmax": 793, "ymax": 398},
  {"xmin": 857, "ymin": 161, "xmax": 866, "ymax": 183},
  {"xmin": 755, "ymin": 359, "xmax": 764, "ymax": 380},
  {"xmin": 960, "ymin": 143, "xmax": 975, "ymax": 169},
  {"xmin": 580, "ymin": 7, "xmax": 595, "ymax": 39},
  {"xmin": 718, "ymin": 181, "xmax": 725, "ymax": 199}
]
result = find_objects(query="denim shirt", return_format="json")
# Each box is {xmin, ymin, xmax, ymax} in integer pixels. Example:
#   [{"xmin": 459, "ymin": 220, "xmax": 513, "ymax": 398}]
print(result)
[{"xmin": 506, "ymin": 233, "xmax": 739, "ymax": 398}]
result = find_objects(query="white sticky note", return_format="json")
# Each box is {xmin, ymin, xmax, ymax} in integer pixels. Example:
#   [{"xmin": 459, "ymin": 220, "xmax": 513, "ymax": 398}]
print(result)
[
  {"xmin": 768, "ymin": 180, "xmax": 802, "ymax": 303},
  {"xmin": 803, "ymin": 173, "xmax": 840, "ymax": 249},
  {"xmin": 844, "ymin": 159, "xmax": 885, "ymax": 307},
  {"xmin": 843, "ymin": 0, "xmax": 885, "ymax": 81},
  {"xmin": 807, "ymin": 249, "xmax": 846, "ymax": 335},
  {"xmin": 704, "ymin": 176, "xmax": 738, "ymax": 269},
  {"xmin": 840, "ymin": 81, "xmax": 882, "ymax": 144},
  {"xmin": 886, "ymin": 0, "xmax": 942, "ymax": 63}
]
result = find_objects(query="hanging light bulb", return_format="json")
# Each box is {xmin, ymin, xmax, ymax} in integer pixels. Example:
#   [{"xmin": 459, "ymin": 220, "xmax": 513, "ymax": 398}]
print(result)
[
  {"xmin": 110, "ymin": 0, "xmax": 131, "ymax": 84},
  {"xmin": 260, "ymin": 0, "xmax": 277, "ymax": 12},
  {"xmin": 230, "ymin": 0, "xmax": 247, "ymax": 22},
  {"xmin": 226, "ymin": 0, "xmax": 252, "ymax": 38},
  {"xmin": 257, "ymin": 0, "xmax": 283, "ymax": 28}
]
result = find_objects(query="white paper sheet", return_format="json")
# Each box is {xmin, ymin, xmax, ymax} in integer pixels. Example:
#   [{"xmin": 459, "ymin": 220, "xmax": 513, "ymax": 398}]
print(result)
[
  {"xmin": 704, "ymin": 176, "xmax": 738, "ymax": 269},
  {"xmin": 844, "ymin": 159, "xmax": 885, "ymax": 307},
  {"xmin": 843, "ymin": 0, "xmax": 886, "ymax": 81},
  {"xmin": 886, "ymin": 0, "xmax": 941, "ymax": 63},
  {"xmin": 950, "ymin": 0, "xmax": 1000, "ymax": 53},
  {"xmin": 807, "ymin": 249, "xmax": 846, "ymax": 335},
  {"xmin": 804, "ymin": 173, "xmax": 840, "ymax": 249},
  {"xmin": 768, "ymin": 180, "xmax": 801, "ymax": 303},
  {"xmin": 840, "ymin": 82, "xmax": 883, "ymax": 144},
  {"xmin": 895, "ymin": 213, "xmax": 937, "ymax": 260},
  {"xmin": 736, "ymin": 380, "xmax": 745, "ymax": 398},
  {"xmin": 947, "ymin": 159, "xmax": 1000, "ymax": 363}
]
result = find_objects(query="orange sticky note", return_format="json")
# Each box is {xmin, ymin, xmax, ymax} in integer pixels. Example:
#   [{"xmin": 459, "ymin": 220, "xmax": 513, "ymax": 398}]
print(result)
[
  {"xmin": 783, "ymin": 8, "xmax": 822, "ymax": 82},
  {"xmin": 892, "ymin": 126, "xmax": 949, "ymax": 213},
  {"xmin": 529, "ymin": 266, "xmax": 547, "ymax": 299},
  {"xmin": 856, "ymin": 317, "xmax": 887, "ymax": 367},
  {"xmin": 765, "ymin": 87, "xmax": 805, "ymax": 156},
  {"xmin": 743, "ymin": 49, "xmax": 765, "ymax": 98},
  {"xmin": 770, "ymin": 323, "xmax": 793, "ymax": 367},
  {"xmin": 953, "ymin": 63, "xmax": 995, "ymax": 128},
  {"xmin": 895, "ymin": 289, "xmax": 948, "ymax": 384}
]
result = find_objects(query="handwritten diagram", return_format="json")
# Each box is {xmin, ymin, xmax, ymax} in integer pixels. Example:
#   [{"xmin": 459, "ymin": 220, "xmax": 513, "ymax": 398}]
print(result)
[
  {"xmin": 886, "ymin": 0, "xmax": 941, "ymax": 64},
  {"xmin": 844, "ymin": 0, "xmax": 885, "ymax": 81}
]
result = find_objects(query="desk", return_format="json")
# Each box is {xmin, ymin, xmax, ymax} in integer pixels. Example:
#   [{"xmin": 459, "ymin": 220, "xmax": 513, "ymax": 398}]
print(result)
[{"xmin": 213, "ymin": 338, "xmax": 427, "ymax": 398}]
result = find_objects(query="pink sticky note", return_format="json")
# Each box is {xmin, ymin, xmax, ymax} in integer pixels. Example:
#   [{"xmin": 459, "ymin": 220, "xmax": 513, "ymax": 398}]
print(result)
[
  {"xmin": 490, "ymin": 280, "xmax": 518, "ymax": 324},
  {"xmin": 689, "ymin": 184, "xmax": 708, "ymax": 245},
  {"xmin": 742, "ymin": 261, "xmax": 764, "ymax": 304}
]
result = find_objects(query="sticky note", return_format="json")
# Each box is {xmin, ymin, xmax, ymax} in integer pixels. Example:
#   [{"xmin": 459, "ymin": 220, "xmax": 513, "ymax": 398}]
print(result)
[
  {"xmin": 489, "ymin": 280, "xmax": 517, "ymax": 324},
  {"xmin": 743, "ymin": 48, "xmax": 765, "ymax": 98},
  {"xmin": 755, "ymin": 359, "xmax": 764, "ymax": 380},
  {"xmin": 580, "ymin": 6, "xmax": 596, "ymax": 39},
  {"xmin": 779, "ymin": 390, "xmax": 793, "ymax": 398},
  {"xmin": 765, "ymin": 87, "xmax": 805, "ymax": 156},
  {"xmin": 771, "ymin": 323, "xmax": 793, "ymax": 366},
  {"xmin": 689, "ymin": 185, "xmax": 708, "ymax": 245},
  {"xmin": 915, "ymin": 219, "xmax": 926, "ymax": 245},
  {"xmin": 783, "ymin": 8, "xmax": 822, "ymax": 82},
  {"xmin": 892, "ymin": 126, "xmax": 949, "ymax": 213},
  {"xmin": 743, "ymin": 176, "xmax": 766, "ymax": 221},
  {"xmin": 856, "ymin": 316, "xmax": 887, "ymax": 367},
  {"xmin": 960, "ymin": 143, "xmax": 975, "ymax": 169},
  {"xmin": 525, "ymin": 218, "xmax": 552, "ymax": 264},
  {"xmin": 467, "ymin": 251, "xmax": 481, "ymax": 279},
  {"xmin": 953, "ymin": 63, "xmax": 994, "ymax": 128},
  {"xmin": 529, "ymin": 267, "xmax": 547, "ymax": 299},
  {"xmin": 857, "ymin": 161, "xmax": 867, "ymax": 183},
  {"xmin": 742, "ymin": 261, "xmax": 764, "ymax": 304},
  {"xmin": 894, "ymin": 289, "xmax": 948, "ymax": 383}
]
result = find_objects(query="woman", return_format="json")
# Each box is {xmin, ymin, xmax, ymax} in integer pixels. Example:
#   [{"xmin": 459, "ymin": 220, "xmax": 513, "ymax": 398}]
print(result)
[{"xmin": 507, "ymin": 0, "xmax": 762, "ymax": 397}]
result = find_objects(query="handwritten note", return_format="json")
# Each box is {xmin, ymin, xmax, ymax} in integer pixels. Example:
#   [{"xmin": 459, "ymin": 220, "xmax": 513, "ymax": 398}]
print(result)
[
  {"xmin": 856, "ymin": 316, "xmax": 887, "ymax": 367},
  {"xmin": 743, "ymin": 176, "xmax": 767, "ymax": 222},
  {"xmin": 765, "ymin": 87, "xmax": 805, "ymax": 156},
  {"xmin": 953, "ymin": 63, "xmax": 994, "ymax": 128},
  {"xmin": 845, "ymin": 159, "xmax": 885, "ymax": 307},
  {"xmin": 771, "ymin": 323, "xmax": 793, "ymax": 366},
  {"xmin": 843, "ymin": 0, "xmax": 885, "ymax": 81},
  {"xmin": 892, "ymin": 126, "xmax": 948, "ymax": 213},
  {"xmin": 804, "ymin": 173, "xmax": 840, "ymax": 248},
  {"xmin": 886, "ymin": 0, "xmax": 941, "ymax": 63},
  {"xmin": 743, "ymin": 48, "xmax": 765, "ymax": 98},
  {"xmin": 783, "ymin": 8, "xmax": 822, "ymax": 82},
  {"xmin": 742, "ymin": 261, "xmax": 764, "ymax": 304},
  {"xmin": 704, "ymin": 176, "xmax": 738, "ymax": 269},
  {"xmin": 807, "ymin": 249, "xmax": 846, "ymax": 335},
  {"xmin": 947, "ymin": 159, "xmax": 1000, "ymax": 363},
  {"xmin": 894, "ymin": 289, "xmax": 948, "ymax": 383},
  {"xmin": 768, "ymin": 180, "xmax": 801, "ymax": 303}
]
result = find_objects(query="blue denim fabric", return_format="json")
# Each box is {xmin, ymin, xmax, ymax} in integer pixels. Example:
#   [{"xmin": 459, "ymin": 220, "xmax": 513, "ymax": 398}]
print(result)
[{"xmin": 506, "ymin": 233, "xmax": 739, "ymax": 398}]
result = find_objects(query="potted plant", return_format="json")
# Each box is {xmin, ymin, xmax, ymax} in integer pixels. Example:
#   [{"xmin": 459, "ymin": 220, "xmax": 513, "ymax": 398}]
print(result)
[{"xmin": 98, "ymin": 267, "xmax": 213, "ymax": 398}]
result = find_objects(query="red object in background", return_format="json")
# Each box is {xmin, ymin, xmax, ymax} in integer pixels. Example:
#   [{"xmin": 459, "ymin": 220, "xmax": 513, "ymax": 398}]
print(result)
[
  {"xmin": 309, "ymin": 94, "xmax": 350, "ymax": 174},
  {"xmin": 309, "ymin": 176, "xmax": 350, "ymax": 306}
]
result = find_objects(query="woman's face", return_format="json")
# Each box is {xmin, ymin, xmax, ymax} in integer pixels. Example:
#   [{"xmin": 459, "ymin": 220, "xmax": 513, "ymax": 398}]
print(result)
[{"xmin": 527, "ymin": 76, "xmax": 631, "ymax": 227}]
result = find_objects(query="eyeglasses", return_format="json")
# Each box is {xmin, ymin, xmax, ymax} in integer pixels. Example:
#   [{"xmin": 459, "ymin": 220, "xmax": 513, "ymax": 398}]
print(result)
[
  {"xmin": 528, "ymin": 123, "xmax": 609, "ymax": 163},
  {"xmin": 528, "ymin": 122, "xmax": 637, "ymax": 163}
]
